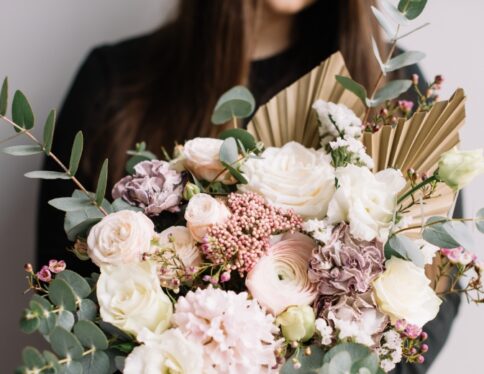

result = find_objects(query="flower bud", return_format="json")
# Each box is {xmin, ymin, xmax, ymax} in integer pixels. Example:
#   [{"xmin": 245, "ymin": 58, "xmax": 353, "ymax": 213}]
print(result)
[
  {"xmin": 24, "ymin": 263, "xmax": 33, "ymax": 273},
  {"xmin": 72, "ymin": 239, "xmax": 90, "ymax": 261},
  {"xmin": 434, "ymin": 75, "xmax": 444, "ymax": 85},
  {"xmin": 436, "ymin": 148, "xmax": 484, "ymax": 190},
  {"xmin": 220, "ymin": 271, "xmax": 231, "ymax": 283},
  {"xmin": 417, "ymin": 355, "xmax": 425, "ymax": 364},
  {"xmin": 276, "ymin": 305, "xmax": 316, "ymax": 343},
  {"xmin": 421, "ymin": 344, "xmax": 429, "ymax": 353},
  {"xmin": 412, "ymin": 74, "xmax": 419, "ymax": 85},
  {"xmin": 36, "ymin": 266, "xmax": 52, "ymax": 282},
  {"xmin": 183, "ymin": 182, "xmax": 201, "ymax": 201}
]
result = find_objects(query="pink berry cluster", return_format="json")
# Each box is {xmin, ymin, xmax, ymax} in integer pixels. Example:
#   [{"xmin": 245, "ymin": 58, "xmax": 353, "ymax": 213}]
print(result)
[
  {"xmin": 395, "ymin": 320, "xmax": 429, "ymax": 364},
  {"xmin": 201, "ymin": 192, "xmax": 303, "ymax": 274}
]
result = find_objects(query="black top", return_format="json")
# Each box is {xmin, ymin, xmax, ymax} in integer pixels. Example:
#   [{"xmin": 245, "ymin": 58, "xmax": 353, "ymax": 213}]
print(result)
[{"xmin": 36, "ymin": 31, "xmax": 460, "ymax": 374}]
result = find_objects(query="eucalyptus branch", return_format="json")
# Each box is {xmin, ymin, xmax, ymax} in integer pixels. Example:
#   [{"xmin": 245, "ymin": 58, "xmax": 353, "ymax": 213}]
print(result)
[
  {"xmin": 0, "ymin": 114, "xmax": 108, "ymax": 216},
  {"xmin": 393, "ymin": 217, "xmax": 482, "ymax": 235},
  {"xmin": 397, "ymin": 175, "xmax": 438, "ymax": 204}
]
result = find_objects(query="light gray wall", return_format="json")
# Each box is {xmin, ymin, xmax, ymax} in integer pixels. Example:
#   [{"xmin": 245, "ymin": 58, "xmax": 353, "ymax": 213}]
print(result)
[{"xmin": 0, "ymin": 1, "xmax": 482, "ymax": 373}]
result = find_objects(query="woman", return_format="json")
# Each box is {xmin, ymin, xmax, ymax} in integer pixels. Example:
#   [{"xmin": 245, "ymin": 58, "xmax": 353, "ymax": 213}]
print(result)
[{"xmin": 37, "ymin": 1, "xmax": 460, "ymax": 372}]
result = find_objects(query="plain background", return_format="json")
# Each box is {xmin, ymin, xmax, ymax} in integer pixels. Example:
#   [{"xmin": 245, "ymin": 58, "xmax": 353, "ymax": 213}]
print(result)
[{"xmin": 0, "ymin": 1, "xmax": 482, "ymax": 372}]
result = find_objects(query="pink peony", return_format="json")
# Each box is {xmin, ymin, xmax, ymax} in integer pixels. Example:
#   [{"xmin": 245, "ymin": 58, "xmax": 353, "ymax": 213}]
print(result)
[
  {"xmin": 112, "ymin": 160, "xmax": 183, "ymax": 216},
  {"xmin": 246, "ymin": 232, "xmax": 317, "ymax": 315},
  {"xmin": 173, "ymin": 286, "xmax": 279, "ymax": 374}
]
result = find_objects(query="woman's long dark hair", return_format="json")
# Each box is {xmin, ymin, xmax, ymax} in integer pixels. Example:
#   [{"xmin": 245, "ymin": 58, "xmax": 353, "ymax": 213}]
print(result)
[{"xmin": 84, "ymin": 0, "xmax": 383, "ymax": 185}]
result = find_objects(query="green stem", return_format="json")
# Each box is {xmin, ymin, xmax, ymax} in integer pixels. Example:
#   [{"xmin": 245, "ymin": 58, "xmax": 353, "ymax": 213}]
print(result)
[{"xmin": 397, "ymin": 175, "xmax": 438, "ymax": 204}]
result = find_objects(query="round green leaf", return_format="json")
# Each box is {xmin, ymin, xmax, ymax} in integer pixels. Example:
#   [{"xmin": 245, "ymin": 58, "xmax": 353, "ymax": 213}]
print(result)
[
  {"xmin": 56, "ymin": 310, "xmax": 75, "ymax": 331},
  {"xmin": 50, "ymin": 327, "xmax": 84, "ymax": 360},
  {"xmin": 57, "ymin": 270, "xmax": 91, "ymax": 299},
  {"xmin": 219, "ymin": 137, "xmax": 239, "ymax": 165},
  {"xmin": 74, "ymin": 320, "xmax": 109, "ymax": 350},
  {"xmin": 211, "ymin": 85, "xmax": 255, "ymax": 125},
  {"xmin": 219, "ymin": 128, "xmax": 257, "ymax": 150},
  {"xmin": 62, "ymin": 360, "xmax": 83, "ymax": 374},
  {"xmin": 77, "ymin": 299, "xmax": 98, "ymax": 321},
  {"xmin": 48, "ymin": 279, "xmax": 77, "ymax": 312},
  {"xmin": 22, "ymin": 346, "xmax": 45, "ymax": 368},
  {"xmin": 280, "ymin": 345, "xmax": 325, "ymax": 374},
  {"xmin": 81, "ymin": 351, "xmax": 110, "ymax": 374},
  {"xmin": 398, "ymin": 0, "xmax": 428, "ymax": 20},
  {"xmin": 322, "ymin": 343, "xmax": 379, "ymax": 374},
  {"xmin": 20, "ymin": 310, "xmax": 40, "ymax": 334},
  {"xmin": 43, "ymin": 350, "xmax": 61, "ymax": 373}
]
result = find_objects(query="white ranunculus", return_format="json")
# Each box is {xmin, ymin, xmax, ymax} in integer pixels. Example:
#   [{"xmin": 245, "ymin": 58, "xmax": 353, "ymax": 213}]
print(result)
[
  {"xmin": 436, "ymin": 148, "xmax": 484, "ymax": 190},
  {"xmin": 327, "ymin": 165, "xmax": 406, "ymax": 241},
  {"xmin": 156, "ymin": 226, "xmax": 202, "ymax": 268},
  {"xmin": 87, "ymin": 210, "xmax": 155, "ymax": 267},
  {"xmin": 183, "ymin": 137, "xmax": 235, "ymax": 184},
  {"xmin": 97, "ymin": 261, "xmax": 173, "ymax": 338},
  {"xmin": 276, "ymin": 305, "xmax": 316, "ymax": 342},
  {"xmin": 124, "ymin": 328, "xmax": 203, "ymax": 374},
  {"xmin": 239, "ymin": 141, "xmax": 335, "ymax": 219},
  {"xmin": 184, "ymin": 193, "xmax": 231, "ymax": 241},
  {"xmin": 373, "ymin": 257, "xmax": 442, "ymax": 327}
]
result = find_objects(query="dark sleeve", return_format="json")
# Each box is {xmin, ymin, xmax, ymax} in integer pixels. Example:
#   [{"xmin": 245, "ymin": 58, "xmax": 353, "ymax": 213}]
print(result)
[
  {"xmin": 36, "ymin": 47, "xmax": 111, "ymax": 276},
  {"xmin": 392, "ymin": 62, "xmax": 462, "ymax": 373}
]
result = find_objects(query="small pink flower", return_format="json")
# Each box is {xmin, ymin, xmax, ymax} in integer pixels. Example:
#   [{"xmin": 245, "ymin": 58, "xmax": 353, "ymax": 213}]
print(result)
[
  {"xmin": 398, "ymin": 100, "xmax": 414, "ymax": 113},
  {"xmin": 404, "ymin": 323, "xmax": 422, "ymax": 339},
  {"xmin": 395, "ymin": 319, "xmax": 407, "ymax": 332},
  {"xmin": 48, "ymin": 260, "xmax": 66, "ymax": 273},
  {"xmin": 36, "ymin": 266, "xmax": 52, "ymax": 282},
  {"xmin": 220, "ymin": 271, "xmax": 231, "ymax": 283}
]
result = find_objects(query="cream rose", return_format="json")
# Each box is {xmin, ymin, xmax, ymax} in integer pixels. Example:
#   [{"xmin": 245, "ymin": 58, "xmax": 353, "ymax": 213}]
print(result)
[
  {"xmin": 373, "ymin": 257, "xmax": 442, "ymax": 327},
  {"xmin": 183, "ymin": 137, "xmax": 235, "ymax": 184},
  {"xmin": 156, "ymin": 226, "xmax": 202, "ymax": 268},
  {"xmin": 327, "ymin": 165, "xmax": 406, "ymax": 241},
  {"xmin": 239, "ymin": 141, "xmax": 335, "ymax": 218},
  {"xmin": 437, "ymin": 148, "xmax": 484, "ymax": 190},
  {"xmin": 276, "ymin": 305, "xmax": 316, "ymax": 342},
  {"xmin": 124, "ymin": 328, "xmax": 204, "ymax": 374},
  {"xmin": 184, "ymin": 193, "xmax": 231, "ymax": 241},
  {"xmin": 97, "ymin": 261, "xmax": 173, "ymax": 338},
  {"xmin": 87, "ymin": 210, "xmax": 155, "ymax": 267}
]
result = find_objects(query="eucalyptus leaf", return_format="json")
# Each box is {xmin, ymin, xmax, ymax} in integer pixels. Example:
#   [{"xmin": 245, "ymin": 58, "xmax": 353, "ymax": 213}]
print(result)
[
  {"xmin": 20, "ymin": 310, "xmax": 40, "ymax": 334},
  {"xmin": 65, "ymin": 217, "xmax": 102, "ymax": 242},
  {"xmin": 211, "ymin": 85, "xmax": 255, "ymax": 125},
  {"xmin": 322, "ymin": 343, "xmax": 380, "ymax": 374},
  {"xmin": 22, "ymin": 346, "xmax": 45, "ymax": 369},
  {"xmin": 335, "ymin": 76, "xmax": 368, "ymax": 106},
  {"xmin": 95, "ymin": 159, "xmax": 109, "ymax": 206},
  {"xmin": 280, "ymin": 345, "xmax": 325, "ymax": 374},
  {"xmin": 57, "ymin": 270, "xmax": 91, "ymax": 299},
  {"xmin": 43, "ymin": 110, "xmax": 56, "ymax": 155},
  {"xmin": 48, "ymin": 279, "xmax": 77, "ymax": 312},
  {"xmin": 74, "ymin": 320, "xmax": 109, "ymax": 350},
  {"xmin": 49, "ymin": 327, "xmax": 84, "ymax": 360},
  {"xmin": 219, "ymin": 137, "xmax": 239, "ymax": 165},
  {"xmin": 126, "ymin": 155, "xmax": 150, "ymax": 174},
  {"xmin": 371, "ymin": 37, "xmax": 386, "ymax": 75},
  {"xmin": 77, "ymin": 299, "xmax": 98, "ymax": 321},
  {"xmin": 43, "ymin": 351, "xmax": 61, "ymax": 373},
  {"xmin": 219, "ymin": 128, "xmax": 257, "ymax": 150},
  {"xmin": 69, "ymin": 131, "xmax": 83, "ymax": 176},
  {"xmin": 368, "ymin": 80, "xmax": 412, "ymax": 107},
  {"xmin": 112, "ymin": 198, "xmax": 142, "ymax": 212},
  {"xmin": 49, "ymin": 197, "xmax": 93, "ymax": 212},
  {"xmin": 64, "ymin": 201, "xmax": 104, "ymax": 241},
  {"xmin": 12, "ymin": 90, "xmax": 34, "ymax": 133},
  {"xmin": 371, "ymin": 6, "xmax": 397, "ymax": 39},
  {"xmin": 385, "ymin": 51, "xmax": 426, "ymax": 72},
  {"xmin": 61, "ymin": 360, "xmax": 83, "ymax": 374},
  {"xmin": 81, "ymin": 351, "xmax": 110, "ymax": 374},
  {"xmin": 384, "ymin": 235, "xmax": 410, "ymax": 260},
  {"xmin": 379, "ymin": 0, "xmax": 410, "ymax": 25},
  {"xmin": 221, "ymin": 161, "xmax": 248, "ymax": 184},
  {"xmin": 0, "ymin": 77, "xmax": 8, "ymax": 116},
  {"xmin": 398, "ymin": 0, "xmax": 428, "ymax": 20},
  {"xmin": 476, "ymin": 208, "xmax": 484, "ymax": 233},
  {"xmin": 422, "ymin": 216, "xmax": 459, "ymax": 248},
  {"xmin": 25, "ymin": 170, "xmax": 70, "ymax": 180},
  {"xmin": 443, "ymin": 221, "xmax": 476, "ymax": 251},
  {"xmin": 56, "ymin": 310, "xmax": 75, "ymax": 331},
  {"xmin": 3, "ymin": 144, "xmax": 42, "ymax": 156}
]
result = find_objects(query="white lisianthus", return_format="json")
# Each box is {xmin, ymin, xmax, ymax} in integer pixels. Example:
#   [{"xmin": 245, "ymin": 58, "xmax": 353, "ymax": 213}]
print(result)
[
  {"xmin": 97, "ymin": 261, "xmax": 173, "ymax": 338},
  {"xmin": 239, "ymin": 141, "xmax": 335, "ymax": 218},
  {"xmin": 373, "ymin": 258, "xmax": 442, "ymax": 327},
  {"xmin": 312, "ymin": 100, "xmax": 362, "ymax": 146},
  {"xmin": 124, "ymin": 328, "xmax": 203, "ymax": 374},
  {"xmin": 87, "ymin": 210, "xmax": 155, "ymax": 267},
  {"xmin": 276, "ymin": 305, "xmax": 316, "ymax": 342},
  {"xmin": 327, "ymin": 165, "xmax": 406, "ymax": 241},
  {"xmin": 436, "ymin": 148, "xmax": 484, "ymax": 190},
  {"xmin": 183, "ymin": 137, "xmax": 235, "ymax": 184},
  {"xmin": 155, "ymin": 226, "xmax": 202, "ymax": 268},
  {"xmin": 184, "ymin": 193, "xmax": 231, "ymax": 242}
]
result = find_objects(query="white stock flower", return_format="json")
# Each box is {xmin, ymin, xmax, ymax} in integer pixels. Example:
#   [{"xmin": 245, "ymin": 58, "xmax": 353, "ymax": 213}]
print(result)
[
  {"xmin": 124, "ymin": 328, "xmax": 203, "ymax": 374},
  {"xmin": 373, "ymin": 258, "xmax": 442, "ymax": 327},
  {"xmin": 97, "ymin": 261, "xmax": 173, "ymax": 338},
  {"xmin": 437, "ymin": 148, "xmax": 484, "ymax": 190},
  {"xmin": 184, "ymin": 193, "xmax": 231, "ymax": 242},
  {"xmin": 87, "ymin": 210, "xmax": 155, "ymax": 267},
  {"xmin": 312, "ymin": 100, "xmax": 362, "ymax": 146},
  {"xmin": 240, "ymin": 141, "xmax": 335, "ymax": 219},
  {"xmin": 327, "ymin": 165, "xmax": 406, "ymax": 241},
  {"xmin": 183, "ymin": 137, "xmax": 235, "ymax": 184}
]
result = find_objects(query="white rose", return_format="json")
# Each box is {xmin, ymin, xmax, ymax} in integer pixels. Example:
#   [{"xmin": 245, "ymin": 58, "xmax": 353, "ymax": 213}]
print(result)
[
  {"xmin": 156, "ymin": 226, "xmax": 202, "ymax": 268},
  {"xmin": 373, "ymin": 257, "xmax": 442, "ymax": 327},
  {"xmin": 124, "ymin": 328, "xmax": 203, "ymax": 374},
  {"xmin": 437, "ymin": 148, "xmax": 484, "ymax": 190},
  {"xmin": 239, "ymin": 142, "xmax": 335, "ymax": 218},
  {"xmin": 184, "ymin": 193, "xmax": 231, "ymax": 241},
  {"xmin": 87, "ymin": 210, "xmax": 155, "ymax": 267},
  {"xmin": 97, "ymin": 261, "xmax": 173, "ymax": 338},
  {"xmin": 183, "ymin": 137, "xmax": 235, "ymax": 184},
  {"xmin": 327, "ymin": 165, "xmax": 406, "ymax": 241}
]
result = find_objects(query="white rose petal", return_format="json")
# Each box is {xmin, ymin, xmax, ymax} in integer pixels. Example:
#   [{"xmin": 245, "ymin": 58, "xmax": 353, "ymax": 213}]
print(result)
[
  {"xmin": 87, "ymin": 210, "xmax": 155, "ymax": 267},
  {"xmin": 97, "ymin": 261, "xmax": 173, "ymax": 338},
  {"xmin": 239, "ymin": 142, "xmax": 335, "ymax": 219},
  {"xmin": 437, "ymin": 148, "xmax": 484, "ymax": 190},
  {"xmin": 156, "ymin": 226, "xmax": 202, "ymax": 268},
  {"xmin": 373, "ymin": 257, "xmax": 442, "ymax": 327}
]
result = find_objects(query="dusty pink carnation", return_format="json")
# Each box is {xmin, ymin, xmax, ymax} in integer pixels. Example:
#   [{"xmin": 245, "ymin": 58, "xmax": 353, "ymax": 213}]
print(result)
[
  {"xmin": 201, "ymin": 192, "xmax": 303, "ymax": 274},
  {"xmin": 112, "ymin": 160, "xmax": 183, "ymax": 216},
  {"xmin": 309, "ymin": 223, "xmax": 384, "ymax": 296},
  {"xmin": 172, "ymin": 286, "xmax": 279, "ymax": 374}
]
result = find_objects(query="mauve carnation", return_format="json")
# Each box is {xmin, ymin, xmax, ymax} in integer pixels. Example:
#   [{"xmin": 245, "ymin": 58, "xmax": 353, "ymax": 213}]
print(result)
[
  {"xmin": 309, "ymin": 223, "xmax": 384, "ymax": 296},
  {"xmin": 112, "ymin": 160, "xmax": 183, "ymax": 216}
]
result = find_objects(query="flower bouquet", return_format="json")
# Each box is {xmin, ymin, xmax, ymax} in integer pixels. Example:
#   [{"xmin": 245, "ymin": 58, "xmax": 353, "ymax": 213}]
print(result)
[{"xmin": 4, "ymin": 1, "xmax": 484, "ymax": 373}]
